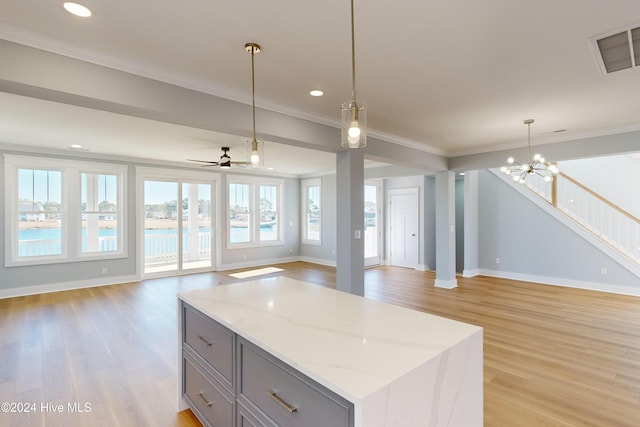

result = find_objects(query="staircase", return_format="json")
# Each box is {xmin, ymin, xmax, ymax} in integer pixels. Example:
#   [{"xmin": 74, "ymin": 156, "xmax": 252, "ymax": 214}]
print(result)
[{"xmin": 510, "ymin": 171, "xmax": 640, "ymax": 266}]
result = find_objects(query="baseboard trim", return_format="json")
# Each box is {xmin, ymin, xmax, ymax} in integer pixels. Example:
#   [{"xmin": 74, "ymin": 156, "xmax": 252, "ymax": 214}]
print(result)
[
  {"xmin": 217, "ymin": 256, "xmax": 300, "ymax": 272},
  {"xmin": 463, "ymin": 269, "xmax": 480, "ymax": 278},
  {"xmin": 478, "ymin": 269, "xmax": 640, "ymax": 297},
  {"xmin": 0, "ymin": 274, "xmax": 139, "ymax": 299},
  {"xmin": 434, "ymin": 278, "xmax": 458, "ymax": 289},
  {"xmin": 416, "ymin": 264, "xmax": 429, "ymax": 272},
  {"xmin": 298, "ymin": 256, "xmax": 337, "ymax": 268}
]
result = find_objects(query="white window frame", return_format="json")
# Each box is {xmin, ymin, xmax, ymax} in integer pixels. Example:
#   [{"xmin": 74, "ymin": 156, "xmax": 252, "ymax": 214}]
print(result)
[
  {"xmin": 227, "ymin": 176, "xmax": 284, "ymax": 248},
  {"xmin": 4, "ymin": 154, "xmax": 127, "ymax": 267},
  {"xmin": 301, "ymin": 178, "xmax": 321, "ymax": 245}
]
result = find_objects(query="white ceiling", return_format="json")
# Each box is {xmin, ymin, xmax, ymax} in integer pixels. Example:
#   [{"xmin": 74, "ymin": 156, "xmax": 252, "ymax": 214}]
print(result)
[{"xmin": 1, "ymin": 0, "xmax": 640, "ymax": 174}]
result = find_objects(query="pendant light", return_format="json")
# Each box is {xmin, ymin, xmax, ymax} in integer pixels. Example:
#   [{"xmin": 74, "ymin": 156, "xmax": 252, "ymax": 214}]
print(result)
[
  {"xmin": 245, "ymin": 42, "xmax": 264, "ymax": 167},
  {"xmin": 341, "ymin": 0, "xmax": 367, "ymax": 148},
  {"xmin": 501, "ymin": 119, "xmax": 559, "ymax": 183}
]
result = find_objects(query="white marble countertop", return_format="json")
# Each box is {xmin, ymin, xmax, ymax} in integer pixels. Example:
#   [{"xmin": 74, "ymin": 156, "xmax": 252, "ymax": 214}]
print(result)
[{"xmin": 178, "ymin": 276, "xmax": 482, "ymax": 405}]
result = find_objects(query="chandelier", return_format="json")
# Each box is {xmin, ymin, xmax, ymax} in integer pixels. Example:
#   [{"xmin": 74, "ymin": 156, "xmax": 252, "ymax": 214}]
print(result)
[
  {"xmin": 341, "ymin": 0, "xmax": 367, "ymax": 148},
  {"xmin": 501, "ymin": 119, "xmax": 558, "ymax": 183}
]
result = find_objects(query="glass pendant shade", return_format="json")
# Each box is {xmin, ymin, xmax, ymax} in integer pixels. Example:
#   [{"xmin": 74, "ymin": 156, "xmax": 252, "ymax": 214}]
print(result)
[
  {"xmin": 341, "ymin": 101, "xmax": 367, "ymax": 148},
  {"xmin": 247, "ymin": 139, "xmax": 264, "ymax": 167}
]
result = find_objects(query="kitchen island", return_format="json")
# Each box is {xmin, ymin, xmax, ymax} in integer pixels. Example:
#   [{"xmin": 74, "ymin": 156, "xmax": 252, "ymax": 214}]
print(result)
[{"xmin": 177, "ymin": 276, "xmax": 482, "ymax": 427}]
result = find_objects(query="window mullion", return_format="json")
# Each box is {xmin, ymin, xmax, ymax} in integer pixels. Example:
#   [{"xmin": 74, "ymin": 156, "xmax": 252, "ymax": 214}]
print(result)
[{"xmin": 66, "ymin": 167, "xmax": 79, "ymax": 258}]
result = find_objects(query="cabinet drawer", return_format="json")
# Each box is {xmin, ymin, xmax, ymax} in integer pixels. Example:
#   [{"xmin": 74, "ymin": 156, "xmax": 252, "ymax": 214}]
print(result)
[
  {"xmin": 184, "ymin": 354, "xmax": 234, "ymax": 427},
  {"xmin": 183, "ymin": 303, "xmax": 234, "ymax": 388},
  {"xmin": 237, "ymin": 402, "xmax": 276, "ymax": 427},
  {"xmin": 238, "ymin": 339, "xmax": 353, "ymax": 427}
]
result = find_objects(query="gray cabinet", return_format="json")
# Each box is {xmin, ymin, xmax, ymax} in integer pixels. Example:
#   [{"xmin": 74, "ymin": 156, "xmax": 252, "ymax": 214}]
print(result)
[
  {"xmin": 181, "ymin": 302, "xmax": 354, "ymax": 427},
  {"xmin": 237, "ymin": 338, "xmax": 353, "ymax": 427},
  {"xmin": 183, "ymin": 302, "xmax": 234, "ymax": 392},
  {"xmin": 182, "ymin": 302, "xmax": 236, "ymax": 426},
  {"xmin": 184, "ymin": 352, "xmax": 234, "ymax": 427}
]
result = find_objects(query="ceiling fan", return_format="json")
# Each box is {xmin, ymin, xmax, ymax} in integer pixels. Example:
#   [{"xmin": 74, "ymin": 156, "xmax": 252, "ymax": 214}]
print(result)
[{"xmin": 188, "ymin": 146, "xmax": 247, "ymax": 169}]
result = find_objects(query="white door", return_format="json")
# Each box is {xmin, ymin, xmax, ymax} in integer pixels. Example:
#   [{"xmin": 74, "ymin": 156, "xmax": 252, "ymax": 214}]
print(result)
[{"xmin": 389, "ymin": 188, "xmax": 419, "ymax": 268}]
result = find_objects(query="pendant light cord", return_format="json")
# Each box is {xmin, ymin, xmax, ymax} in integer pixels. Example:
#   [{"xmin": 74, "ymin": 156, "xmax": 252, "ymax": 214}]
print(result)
[
  {"xmin": 251, "ymin": 46, "xmax": 257, "ymax": 143},
  {"xmin": 350, "ymin": 0, "xmax": 357, "ymax": 102},
  {"xmin": 527, "ymin": 121, "xmax": 531, "ymax": 163}
]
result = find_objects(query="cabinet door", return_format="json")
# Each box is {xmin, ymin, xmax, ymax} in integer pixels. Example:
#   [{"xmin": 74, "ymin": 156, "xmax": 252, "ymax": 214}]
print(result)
[{"xmin": 237, "ymin": 338, "xmax": 353, "ymax": 427}]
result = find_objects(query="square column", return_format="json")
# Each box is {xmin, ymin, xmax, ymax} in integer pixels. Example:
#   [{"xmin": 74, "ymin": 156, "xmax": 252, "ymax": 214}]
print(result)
[
  {"xmin": 336, "ymin": 150, "xmax": 365, "ymax": 296},
  {"xmin": 435, "ymin": 171, "xmax": 457, "ymax": 288}
]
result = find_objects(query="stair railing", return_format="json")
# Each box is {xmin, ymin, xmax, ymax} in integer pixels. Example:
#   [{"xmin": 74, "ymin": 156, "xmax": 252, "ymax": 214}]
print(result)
[{"xmin": 522, "ymin": 171, "xmax": 640, "ymax": 264}]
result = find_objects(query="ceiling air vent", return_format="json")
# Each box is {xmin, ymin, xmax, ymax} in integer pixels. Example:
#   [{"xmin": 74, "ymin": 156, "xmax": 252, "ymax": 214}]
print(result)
[{"xmin": 592, "ymin": 25, "xmax": 640, "ymax": 74}]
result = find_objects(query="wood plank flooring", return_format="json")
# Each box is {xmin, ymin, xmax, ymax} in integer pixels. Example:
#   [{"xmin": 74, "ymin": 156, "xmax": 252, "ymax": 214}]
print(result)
[{"xmin": 1, "ymin": 262, "xmax": 639, "ymax": 426}]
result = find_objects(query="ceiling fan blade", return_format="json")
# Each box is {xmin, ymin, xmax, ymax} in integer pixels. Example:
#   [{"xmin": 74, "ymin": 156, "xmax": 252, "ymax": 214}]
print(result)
[{"xmin": 188, "ymin": 159, "xmax": 219, "ymax": 165}]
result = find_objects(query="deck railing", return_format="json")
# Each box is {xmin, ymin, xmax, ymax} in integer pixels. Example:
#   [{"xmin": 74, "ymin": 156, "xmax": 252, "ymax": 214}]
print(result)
[{"xmin": 17, "ymin": 232, "xmax": 212, "ymax": 263}]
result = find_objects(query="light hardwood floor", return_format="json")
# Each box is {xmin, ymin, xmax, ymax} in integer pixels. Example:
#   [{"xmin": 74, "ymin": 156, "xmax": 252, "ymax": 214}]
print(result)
[{"xmin": 1, "ymin": 262, "xmax": 639, "ymax": 426}]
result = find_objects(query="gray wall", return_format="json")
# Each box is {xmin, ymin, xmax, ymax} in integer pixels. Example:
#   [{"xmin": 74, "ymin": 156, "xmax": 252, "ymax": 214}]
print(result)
[
  {"xmin": 0, "ymin": 153, "xmax": 138, "ymax": 291},
  {"xmin": 455, "ymin": 177, "xmax": 465, "ymax": 273},
  {"xmin": 0, "ymin": 148, "xmax": 302, "ymax": 292},
  {"xmin": 219, "ymin": 174, "xmax": 300, "ymax": 268},
  {"xmin": 477, "ymin": 170, "xmax": 639, "ymax": 288},
  {"xmin": 423, "ymin": 176, "xmax": 436, "ymax": 270}
]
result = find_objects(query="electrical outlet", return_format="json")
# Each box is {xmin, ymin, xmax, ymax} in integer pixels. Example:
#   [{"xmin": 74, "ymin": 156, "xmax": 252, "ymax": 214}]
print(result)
[
  {"xmin": 101, "ymin": 267, "xmax": 108, "ymax": 275},
  {"xmin": 496, "ymin": 258, "xmax": 500, "ymax": 264},
  {"xmin": 601, "ymin": 267, "xmax": 607, "ymax": 275}
]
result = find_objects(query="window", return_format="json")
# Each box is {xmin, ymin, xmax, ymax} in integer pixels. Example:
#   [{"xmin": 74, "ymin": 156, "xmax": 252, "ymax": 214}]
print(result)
[
  {"xmin": 81, "ymin": 173, "xmax": 119, "ymax": 254},
  {"xmin": 302, "ymin": 179, "xmax": 321, "ymax": 244},
  {"xmin": 5, "ymin": 155, "xmax": 127, "ymax": 266},
  {"xmin": 259, "ymin": 185, "xmax": 279, "ymax": 242},
  {"xmin": 17, "ymin": 168, "xmax": 63, "ymax": 257},
  {"xmin": 229, "ymin": 182, "xmax": 251, "ymax": 244},
  {"xmin": 228, "ymin": 177, "xmax": 283, "ymax": 247}
]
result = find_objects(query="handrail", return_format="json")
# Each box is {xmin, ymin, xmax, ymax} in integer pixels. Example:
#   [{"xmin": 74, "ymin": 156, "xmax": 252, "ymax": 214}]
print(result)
[{"xmin": 557, "ymin": 172, "xmax": 640, "ymax": 224}]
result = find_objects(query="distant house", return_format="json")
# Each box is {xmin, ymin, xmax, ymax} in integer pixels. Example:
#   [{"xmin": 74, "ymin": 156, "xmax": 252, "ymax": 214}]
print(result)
[{"xmin": 19, "ymin": 202, "xmax": 45, "ymax": 221}]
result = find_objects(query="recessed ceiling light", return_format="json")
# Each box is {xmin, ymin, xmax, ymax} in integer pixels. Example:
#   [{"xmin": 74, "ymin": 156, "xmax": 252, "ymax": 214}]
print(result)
[
  {"xmin": 64, "ymin": 2, "xmax": 92, "ymax": 17},
  {"xmin": 309, "ymin": 90, "xmax": 324, "ymax": 97},
  {"xmin": 70, "ymin": 144, "xmax": 82, "ymax": 149},
  {"xmin": 267, "ymin": 167, "xmax": 274, "ymax": 170},
  {"xmin": 459, "ymin": 172, "xmax": 465, "ymax": 176}
]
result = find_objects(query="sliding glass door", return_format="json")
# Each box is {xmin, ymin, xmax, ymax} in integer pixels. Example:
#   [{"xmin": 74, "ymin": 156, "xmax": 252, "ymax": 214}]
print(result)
[
  {"xmin": 182, "ymin": 182, "xmax": 212, "ymax": 271},
  {"xmin": 143, "ymin": 179, "xmax": 212, "ymax": 276}
]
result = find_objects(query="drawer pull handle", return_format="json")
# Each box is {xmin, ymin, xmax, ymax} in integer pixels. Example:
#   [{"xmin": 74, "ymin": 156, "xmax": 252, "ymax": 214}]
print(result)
[
  {"xmin": 198, "ymin": 335, "xmax": 213, "ymax": 347},
  {"xmin": 268, "ymin": 390, "xmax": 298, "ymax": 413},
  {"xmin": 198, "ymin": 392, "xmax": 214, "ymax": 407}
]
